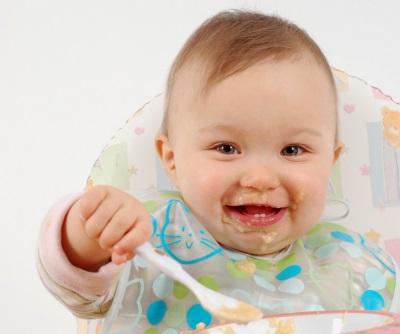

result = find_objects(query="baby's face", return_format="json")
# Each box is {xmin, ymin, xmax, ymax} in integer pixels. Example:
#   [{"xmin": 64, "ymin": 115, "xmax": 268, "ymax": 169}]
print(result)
[{"xmin": 159, "ymin": 56, "xmax": 341, "ymax": 255}]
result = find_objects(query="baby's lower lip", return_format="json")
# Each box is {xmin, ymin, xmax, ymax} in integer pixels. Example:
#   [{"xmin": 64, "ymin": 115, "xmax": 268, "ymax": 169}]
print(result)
[{"xmin": 224, "ymin": 205, "xmax": 286, "ymax": 227}]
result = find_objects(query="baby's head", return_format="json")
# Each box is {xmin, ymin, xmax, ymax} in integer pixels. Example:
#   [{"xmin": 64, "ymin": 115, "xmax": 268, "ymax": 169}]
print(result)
[
  {"xmin": 161, "ymin": 10, "xmax": 337, "ymax": 139},
  {"xmin": 156, "ymin": 10, "xmax": 342, "ymax": 255}
]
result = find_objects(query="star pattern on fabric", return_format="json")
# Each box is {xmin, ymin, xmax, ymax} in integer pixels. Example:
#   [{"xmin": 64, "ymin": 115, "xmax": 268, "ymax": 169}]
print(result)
[
  {"xmin": 128, "ymin": 165, "xmax": 139, "ymax": 175},
  {"xmin": 364, "ymin": 229, "xmax": 381, "ymax": 243}
]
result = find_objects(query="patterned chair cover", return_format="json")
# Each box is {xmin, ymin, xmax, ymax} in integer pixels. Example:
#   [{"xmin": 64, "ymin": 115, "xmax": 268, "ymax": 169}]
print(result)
[{"xmin": 77, "ymin": 68, "xmax": 400, "ymax": 333}]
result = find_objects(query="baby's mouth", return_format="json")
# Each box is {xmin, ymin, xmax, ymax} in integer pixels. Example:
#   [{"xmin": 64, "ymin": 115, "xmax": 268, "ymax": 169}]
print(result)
[{"xmin": 223, "ymin": 204, "xmax": 286, "ymax": 229}]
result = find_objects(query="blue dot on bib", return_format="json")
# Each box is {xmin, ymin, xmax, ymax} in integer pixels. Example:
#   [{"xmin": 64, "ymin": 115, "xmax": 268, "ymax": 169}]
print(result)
[
  {"xmin": 278, "ymin": 277, "xmax": 305, "ymax": 294},
  {"xmin": 147, "ymin": 300, "xmax": 167, "ymax": 325},
  {"xmin": 276, "ymin": 264, "xmax": 302, "ymax": 280},
  {"xmin": 253, "ymin": 274, "xmax": 276, "ymax": 291},
  {"xmin": 331, "ymin": 231, "xmax": 355, "ymax": 243},
  {"xmin": 365, "ymin": 267, "xmax": 386, "ymax": 290},
  {"xmin": 314, "ymin": 243, "xmax": 339, "ymax": 258},
  {"xmin": 361, "ymin": 290, "xmax": 384, "ymax": 310},
  {"xmin": 186, "ymin": 304, "xmax": 212, "ymax": 329},
  {"xmin": 153, "ymin": 274, "xmax": 174, "ymax": 299},
  {"xmin": 339, "ymin": 242, "xmax": 362, "ymax": 258}
]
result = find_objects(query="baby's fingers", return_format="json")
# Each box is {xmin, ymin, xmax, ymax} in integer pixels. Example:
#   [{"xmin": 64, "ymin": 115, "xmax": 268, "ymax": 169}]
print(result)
[
  {"xmin": 111, "ymin": 249, "xmax": 134, "ymax": 265},
  {"xmin": 97, "ymin": 207, "xmax": 137, "ymax": 250},
  {"xmin": 79, "ymin": 186, "xmax": 109, "ymax": 221},
  {"xmin": 110, "ymin": 218, "xmax": 152, "ymax": 264},
  {"xmin": 82, "ymin": 200, "xmax": 121, "ymax": 240}
]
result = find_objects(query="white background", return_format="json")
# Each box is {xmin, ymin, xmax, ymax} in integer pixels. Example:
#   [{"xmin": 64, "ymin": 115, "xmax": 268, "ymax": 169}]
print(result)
[{"xmin": 1, "ymin": 0, "xmax": 399, "ymax": 332}]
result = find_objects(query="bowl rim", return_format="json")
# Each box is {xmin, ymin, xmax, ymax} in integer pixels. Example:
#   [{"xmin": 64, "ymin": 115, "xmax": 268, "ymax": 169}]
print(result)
[{"xmin": 202, "ymin": 310, "xmax": 400, "ymax": 334}]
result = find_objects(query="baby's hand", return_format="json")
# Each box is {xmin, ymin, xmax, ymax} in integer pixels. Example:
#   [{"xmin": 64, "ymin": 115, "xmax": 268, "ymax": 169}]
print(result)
[{"xmin": 79, "ymin": 185, "xmax": 152, "ymax": 265}]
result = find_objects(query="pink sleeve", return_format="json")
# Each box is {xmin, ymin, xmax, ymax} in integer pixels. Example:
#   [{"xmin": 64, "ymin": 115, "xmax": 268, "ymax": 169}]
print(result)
[{"xmin": 36, "ymin": 193, "xmax": 124, "ymax": 318}]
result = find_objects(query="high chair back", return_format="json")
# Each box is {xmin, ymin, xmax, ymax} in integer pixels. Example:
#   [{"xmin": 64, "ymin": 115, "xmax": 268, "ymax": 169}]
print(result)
[{"xmin": 77, "ymin": 68, "xmax": 400, "ymax": 333}]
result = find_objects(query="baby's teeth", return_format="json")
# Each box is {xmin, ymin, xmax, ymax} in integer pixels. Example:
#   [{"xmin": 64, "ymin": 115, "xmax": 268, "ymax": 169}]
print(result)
[{"xmin": 254, "ymin": 213, "xmax": 266, "ymax": 218}]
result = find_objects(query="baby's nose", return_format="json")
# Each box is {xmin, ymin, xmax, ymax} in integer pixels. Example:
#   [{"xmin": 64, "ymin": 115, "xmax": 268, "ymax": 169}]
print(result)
[{"xmin": 240, "ymin": 164, "xmax": 280, "ymax": 191}]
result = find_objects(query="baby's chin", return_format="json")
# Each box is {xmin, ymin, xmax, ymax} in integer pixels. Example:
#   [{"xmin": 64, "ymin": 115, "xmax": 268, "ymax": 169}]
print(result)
[{"xmin": 218, "ymin": 231, "xmax": 289, "ymax": 256}]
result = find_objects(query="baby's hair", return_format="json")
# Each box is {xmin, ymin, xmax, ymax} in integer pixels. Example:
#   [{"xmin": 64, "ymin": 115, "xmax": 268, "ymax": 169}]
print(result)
[{"xmin": 162, "ymin": 10, "xmax": 335, "ymax": 134}]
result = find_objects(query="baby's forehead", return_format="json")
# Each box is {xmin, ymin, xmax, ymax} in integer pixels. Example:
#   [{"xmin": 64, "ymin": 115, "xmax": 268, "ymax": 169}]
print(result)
[
  {"xmin": 172, "ymin": 53, "xmax": 333, "ymax": 102},
  {"xmin": 166, "ymin": 54, "xmax": 336, "ymax": 134}
]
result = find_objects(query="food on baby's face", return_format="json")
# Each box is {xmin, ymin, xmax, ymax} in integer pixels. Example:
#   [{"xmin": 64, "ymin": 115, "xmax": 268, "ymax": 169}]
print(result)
[
  {"xmin": 259, "ymin": 231, "xmax": 278, "ymax": 252},
  {"xmin": 261, "ymin": 232, "xmax": 277, "ymax": 245},
  {"xmin": 289, "ymin": 191, "xmax": 305, "ymax": 210}
]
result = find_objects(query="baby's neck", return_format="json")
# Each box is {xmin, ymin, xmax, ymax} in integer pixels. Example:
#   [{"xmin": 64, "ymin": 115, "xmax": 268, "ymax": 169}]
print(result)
[{"xmin": 223, "ymin": 243, "xmax": 292, "ymax": 261}]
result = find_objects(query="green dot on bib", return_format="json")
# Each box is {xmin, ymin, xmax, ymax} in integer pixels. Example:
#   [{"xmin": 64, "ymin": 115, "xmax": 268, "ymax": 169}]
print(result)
[
  {"xmin": 254, "ymin": 268, "xmax": 275, "ymax": 282},
  {"xmin": 306, "ymin": 223, "xmax": 322, "ymax": 235},
  {"xmin": 165, "ymin": 301, "xmax": 186, "ymax": 327},
  {"xmin": 248, "ymin": 256, "xmax": 273, "ymax": 269},
  {"xmin": 323, "ymin": 222, "xmax": 347, "ymax": 232},
  {"xmin": 142, "ymin": 200, "xmax": 158, "ymax": 212},
  {"xmin": 173, "ymin": 281, "xmax": 190, "ymax": 300},
  {"xmin": 197, "ymin": 275, "xmax": 219, "ymax": 291},
  {"xmin": 143, "ymin": 327, "xmax": 158, "ymax": 334},
  {"xmin": 307, "ymin": 232, "xmax": 331, "ymax": 249},
  {"xmin": 387, "ymin": 277, "xmax": 395, "ymax": 295},
  {"xmin": 160, "ymin": 191, "xmax": 183, "ymax": 200},
  {"xmin": 314, "ymin": 243, "xmax": 339, "ymax": 258},
  {"xmin": 275, "ymin": 253, "xmax": 299, "ymax": 270}
]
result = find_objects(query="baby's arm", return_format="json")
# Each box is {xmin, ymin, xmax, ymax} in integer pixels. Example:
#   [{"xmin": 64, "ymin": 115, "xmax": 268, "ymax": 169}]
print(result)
[
  {"xmin": 62, "ymin": 185, "xmax": 152, "ymax": 272},
  {"xmin": 37, "ymin": 186, "xmax": 153, "ymax": 318}
]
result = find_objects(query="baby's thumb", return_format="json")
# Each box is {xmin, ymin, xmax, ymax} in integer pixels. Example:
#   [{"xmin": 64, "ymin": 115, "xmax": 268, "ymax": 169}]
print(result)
[{"xmin": 111, "ymin": 245, "xmax": 134, "ymax": 265}]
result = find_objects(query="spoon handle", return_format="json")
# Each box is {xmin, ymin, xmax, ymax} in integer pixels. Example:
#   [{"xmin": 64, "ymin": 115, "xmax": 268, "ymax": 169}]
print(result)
[
  {"xmin": 135, "ymin": 242, "xmax": 188, "ymax": 280},
  {"xmin": 135, "ymin": 242, "xmax": 263, "ymax": 324}
]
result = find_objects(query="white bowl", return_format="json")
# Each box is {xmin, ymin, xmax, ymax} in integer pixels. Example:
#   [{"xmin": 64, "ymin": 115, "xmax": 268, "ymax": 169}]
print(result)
[{"xmin": 194, "ymin": 310, "xmax": 399, "ymax": 334}]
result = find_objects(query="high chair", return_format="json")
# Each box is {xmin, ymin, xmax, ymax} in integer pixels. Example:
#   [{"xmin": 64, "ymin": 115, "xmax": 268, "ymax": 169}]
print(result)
[{"xmin": 77, "ymin": 68, "xmax": 400, "ymax": 333}]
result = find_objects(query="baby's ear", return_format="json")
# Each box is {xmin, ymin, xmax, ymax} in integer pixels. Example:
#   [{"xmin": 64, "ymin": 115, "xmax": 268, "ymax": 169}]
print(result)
[
  {"xmin": 333, "ymin": 140, "xmax": 344, "ymax": 165},
  {"xmin": 155, "ymin": 132, "xmax": 179, "ymax": 187}
]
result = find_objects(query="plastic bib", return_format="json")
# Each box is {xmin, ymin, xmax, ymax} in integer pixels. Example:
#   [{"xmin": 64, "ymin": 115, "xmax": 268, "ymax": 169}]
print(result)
[{"xmin": 99, "ymin": 191, "xmax": 398, "ymax": 334}]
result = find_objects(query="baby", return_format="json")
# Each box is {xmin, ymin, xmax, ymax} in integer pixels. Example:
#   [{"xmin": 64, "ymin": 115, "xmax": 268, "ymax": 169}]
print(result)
[{"xmin": 37, "ymin": 10, "xmax": 399, "ymax": 333}]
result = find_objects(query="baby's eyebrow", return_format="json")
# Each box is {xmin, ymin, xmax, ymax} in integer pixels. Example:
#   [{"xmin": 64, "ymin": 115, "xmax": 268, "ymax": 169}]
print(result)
[
  {"xmin": 197, "ymin": 124, "xmax": 242, "ymax": 134},
  {"xmin": 198, "ymin": 124, "xmax": 323, "ymax": 138},
  {"xmin": 286, "ymin": 127, "xmax": 323, "ymax": 138}
]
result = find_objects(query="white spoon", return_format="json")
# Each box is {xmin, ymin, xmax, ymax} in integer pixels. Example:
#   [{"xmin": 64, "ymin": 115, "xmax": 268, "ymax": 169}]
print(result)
[{"xmin": 135, "ymin": 242, "xmax": 263, "ymax": 324}]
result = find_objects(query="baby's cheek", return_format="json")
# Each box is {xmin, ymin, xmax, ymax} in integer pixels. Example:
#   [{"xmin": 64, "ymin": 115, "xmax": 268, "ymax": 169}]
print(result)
[
  {"xmin": 180, "ymin": 179, "xmax": 219, "ymax": 224},
  {"xmin": 289, "ymin": 174, "xmax": 327, "ymax": 209},
  {"xmin": 185, "ymin": 169, "xmax": 222, "ymax": 197}
]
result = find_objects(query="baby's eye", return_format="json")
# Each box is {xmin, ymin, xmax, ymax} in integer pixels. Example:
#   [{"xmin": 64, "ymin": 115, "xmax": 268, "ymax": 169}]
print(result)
[
  {"xmin": 281, "ymin": 145, "xmax": 304, "ymax": 157},
  {"xmin": 216, "ymin": 144, "xmax": 239, "ymax": 155}
]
